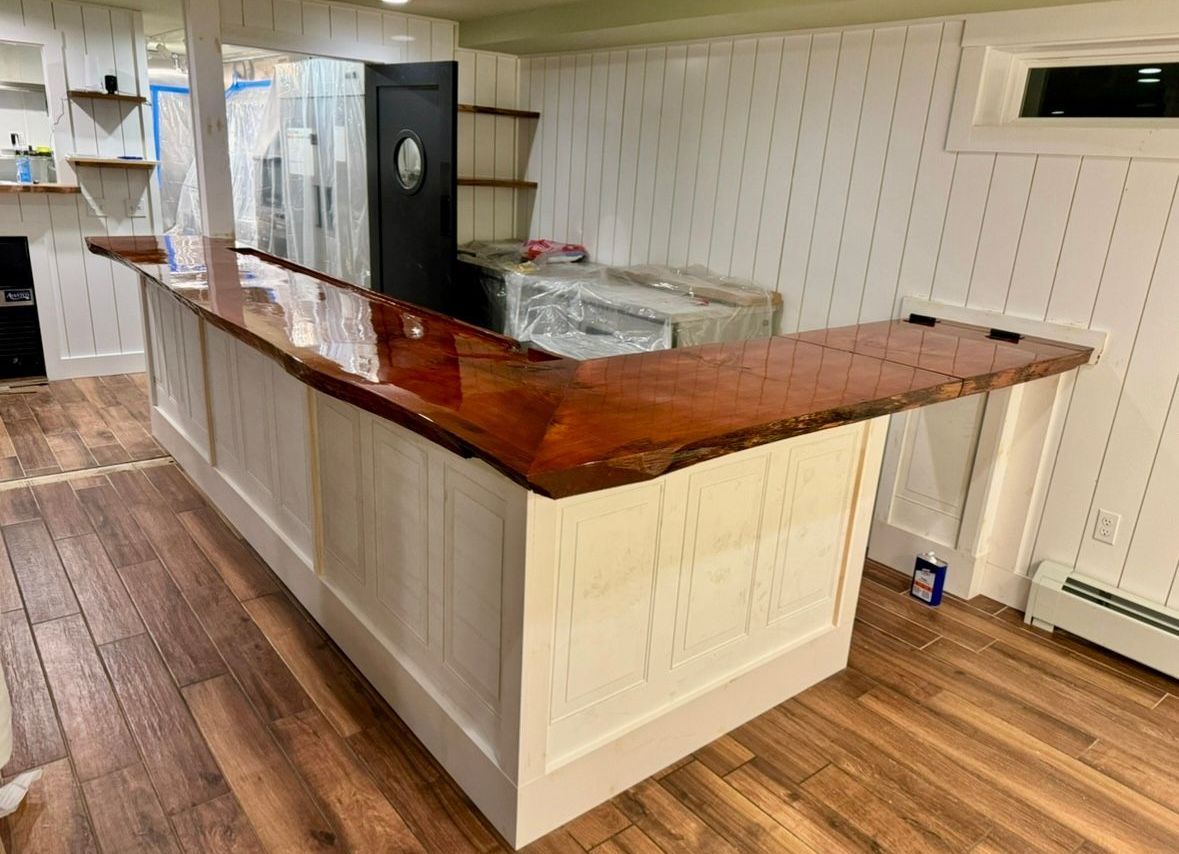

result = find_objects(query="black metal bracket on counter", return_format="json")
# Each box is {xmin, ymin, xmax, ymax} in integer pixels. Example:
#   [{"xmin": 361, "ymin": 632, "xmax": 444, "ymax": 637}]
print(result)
[
  {"xmin": 906, "ymin": 313, "xmax": 938, "ymax": 327},
  {"xmin": 987, "ymin": 327, "xmax": 1024, "ymax": 344}
]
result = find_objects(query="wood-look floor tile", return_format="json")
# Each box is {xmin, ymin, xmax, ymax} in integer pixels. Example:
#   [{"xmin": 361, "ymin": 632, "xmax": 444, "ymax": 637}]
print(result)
[
  {"xmin": 187, "ymin": 581, "xmax": 312, "ymax": 721},
  {"xmin": 3, "ymin": 520, "xmax": 79, "ymax": 624},
  {"xmin": 34, "ymin": 613, "xmax": 140, "ymax": 781},
  {"xmin": 0, "ymin": 609, "xmax": 66, "ymax": 774},
  {"xmin": 57, "ymin": 533, "xmax": 143, "ymax": 645},
  {"xmin": 348, "ymin": 722, "xmax": 487, "ymax": 853},
  {"xmin": 798, "ymin": 678, "xmax": 1080, "ymax": 852},
  {"xmin": 0, "ymin": 486, "xmax": 38, "ymax": 526},
  {"xmin": 801, "ymin": 763, "xmax": 954, "ymax": 852},
  {"xmin": 0, "ymin": 393, "xmax": 33, "ymax": 422},
  {"xmin": 74, "ymin": 376, "xmax": 120, "ymax": 408},
  {"xmin": 866, "ymin": 686, "xmax": 1179, "ymax": 850},
  {"xmin": 27, "ymin": 390, "xmax": 71, "ymax": 436},
  {"xmin": 181, "ymin": 507, "xmax": 279, "ymax": 600},
  {"xmin": 779, "ymin": 698, "xmax": 991, "ymax": 849},
  {"xmin": 170, "ymin": 793, "xmax": 265, "ymax": 854},
  {"xmin": 728, "ymin": 702, "xmax": 828, "ymax": 785},
  {"xmin": 694, "ymin": 734, "xmax": 754, "ymax": 777},
  {"xmin": 561, "ymin": 801, "xmax": 630, "ymax": 849},
  {"xmin": 81, "ymin": 763, "xmax": 180, "ymax": 853},
  {"xmin": 90, "ymin": 442, "xmax": 133, "ymax": 466},
  {"xmin": 145, "ymin": 464, "xmax": 206, "ymax": 513},
  {"xmin": 129, "ymin": 502, "xmax": 224, "ymax": 593},
  {"xmin": 613, "ymin": 777, "xmax": 741, "ymax": 853},
  {"xmin": 115, "ymin": 559, "xmax": 225, "ymax": 686},
  {"xmin": 48, "ymin": 378, "xmax": 86, "ymax": 403},
  {"xmin": 63, "ymin": 400, "xmax": 119, "ymax": 448},
  {"xmin": 520, "ymin": 830, "xmax": 581, "ymax": 853},
  {"xmin": 183, "ymin": 674, "xmax": 340, "ymax": 852},
  {"xmin": 244, "ymin": 593, "xmax": 379, "ymax": 736},
  {"xmin": 66, "ymin": 473, "xmax": 110, "ymax": 491},
  {"xmin": 272, "ymin": 708, "xmax": 425, "ymax": 852},
  {"xmin": 862, "ymin": 559, "xmax": 912, "ymax": 593},
  {"xmin": 659, "ymin": 761, "xmax": 809, "ymax": 852},
  {"xmin": 0, "ymin": 419, "xmax": 14, "ymax": 457},
  {"xmin": 7, "ymin": 417, "xmax": 60, "ymax": 475},
  {"xmin": 46, "ymin": 431, "xmax": 98, "ymax": 471},
  {"xmin": 1, "ymin": 757, "xmax": 96, "ymax": 852},
  {"xmin": 855, "ymin": 598, "xmax": 940, "ymax": 648},
  {"xmin": 1080, "ymin": 739, "xmax": 1179, "ymax": 814},
  {"xmin": 75, "ymin": 483, "xmax": 157, "ymax": 567},
  {"xmin": 859, "ymin": 581, "xmax": 995, "ymax": 651},
  {"xmin": 31, "ymin": 480, "xmax": 93, "ymax": 540},
  {"xmin": 102, "ymin": 405, "xmax": 163, "ymax": 460},
  {"xmin": 107, "ymin": 467, "xmax": 161, "ymax": 508},
  {"xmin": 0, "ymin": 534, "xmax": 22, "ymax": 612},
  {"xmin": 851, "ymin": 622, "xmax": 1094, "ymax": 756},
  {"xmin": 101, "ymin": 632, "xmax": 228, "ymax": 814},
  {"xmin": 591, "ymin": 825, "xmax": 663, "ymax": 853},
  {"xmin": 0, "ymin": 456, "xmax": 21, "ymax": 481}
]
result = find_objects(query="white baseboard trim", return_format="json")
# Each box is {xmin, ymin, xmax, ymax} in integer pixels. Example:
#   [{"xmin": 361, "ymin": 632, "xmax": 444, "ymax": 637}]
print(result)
[{"xmin": 47, "ymin": 350, "xmax": 146, "ymax": 380}]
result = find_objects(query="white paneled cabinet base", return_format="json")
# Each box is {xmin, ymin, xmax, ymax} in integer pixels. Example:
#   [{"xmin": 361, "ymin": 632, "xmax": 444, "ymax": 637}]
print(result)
[{"xmin": 139, "ymin": 276, "xmax": 886, "ymax": 847}]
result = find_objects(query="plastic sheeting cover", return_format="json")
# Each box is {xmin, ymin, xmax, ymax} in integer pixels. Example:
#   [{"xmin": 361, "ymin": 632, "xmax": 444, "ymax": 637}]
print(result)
[{"xmin": 459, "ymin": 241, "xmax": 782, "ymax": 359}]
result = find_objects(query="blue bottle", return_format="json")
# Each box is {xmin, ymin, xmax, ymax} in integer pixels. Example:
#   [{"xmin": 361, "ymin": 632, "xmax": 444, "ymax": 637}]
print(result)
[
  {"xmin": 910, "ymin": 551, "xmax": 948, "ymax": 606},
  {"xmin": 15, "ymin": 154, "xmax": 31, "ymax": 184}
]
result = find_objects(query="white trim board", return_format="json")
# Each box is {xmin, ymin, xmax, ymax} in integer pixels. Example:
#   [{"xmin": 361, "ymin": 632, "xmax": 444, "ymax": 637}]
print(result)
[{"xmin": 900, "ymin": 296, "xmax": 1107, "ymax": 364}]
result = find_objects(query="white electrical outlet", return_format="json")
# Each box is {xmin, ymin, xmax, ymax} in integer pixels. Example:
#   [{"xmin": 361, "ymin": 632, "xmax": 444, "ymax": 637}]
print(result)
[
  {"xmin": 124, "ymin": 197, "xmax": 146, "ymax": 218},
  {"xmin": 1094, "ymin": 509, "xmax": 1120, "ymax": 545}
]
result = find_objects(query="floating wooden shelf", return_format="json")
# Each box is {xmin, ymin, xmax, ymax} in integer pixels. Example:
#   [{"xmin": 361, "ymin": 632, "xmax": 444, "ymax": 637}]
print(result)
[
  {"xmin": 458, "ymin": 104, "xmax": 540, "ymax": 119},
  {"xmin": 67, "ymin": 156, "xmax": 158, "ymax": 169},
  {"xmin": 0, "ymin": 183, "xmax": 80, "ymax": 194},
  {"xmin": 68, "ymin": 89, "xmax": 148, "ymax": 105},
  {"xmin": 458, "ymin": 177, "xmax": 537, "ymax": 190}
]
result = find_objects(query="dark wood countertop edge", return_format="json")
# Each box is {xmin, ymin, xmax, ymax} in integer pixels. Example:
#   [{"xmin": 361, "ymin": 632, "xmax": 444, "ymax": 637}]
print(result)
[{"xmin": 91, "ymin": 238, "xmax": 1094, "ymax": 499}]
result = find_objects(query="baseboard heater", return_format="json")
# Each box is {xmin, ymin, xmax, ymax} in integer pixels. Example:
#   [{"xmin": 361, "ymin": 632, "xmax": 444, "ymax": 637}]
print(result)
[{"xmin": 1026, "ymin": 561, "xmax": 1179, "ymax": 679}]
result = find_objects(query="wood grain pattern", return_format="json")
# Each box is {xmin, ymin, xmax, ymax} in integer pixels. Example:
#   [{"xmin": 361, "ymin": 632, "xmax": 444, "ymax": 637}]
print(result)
[
  {"xmin": 145, "ymin": 464, "xmax": 206, "ymax": 513},
  {"xmin": 244, "ymin": 593, "xmax": 378, "ymax": 737},
  {"xmin": 114, "ymin": 559, "xmax": 226, "ymax": 686},
  {"xmin": 0, "ymin": 532, "xmax": 22, "ymax": 612},
  {"xmin": 33, "ymin": 614, "xmax": 140, "ymax": 782},
  {"xmin": 81, "ymin": 764, "xmax": 180, "ymax": 853},
  {"xmin": 181, "ymin": 507, "xmax": 279, "ymax": 601},
  {"xmin": 56, "ymin": 533, "xmax": 143, "ymax": 645},
  {"xmin": 75, "ymin": 482, "xmax": 158, "ymax": 567},
  {"xmin": 0, "ymin": 487, "xmax": 38, "ymax": 526},
  {"xmin": 183, "ymin": 675, "xmax": 339, "ymax": 853},
  {"xmin": 271, "ymin": 709, "xmax": 424, "ymax": 853},
  {"xmin": 1, "ymin": 757, "xmax": 96, "ymax": 852},
  {"xmin": 90, "ymin": 235, "xmax": 1090, "ymax": 498},
  {"xmin": 3, "ymin": 520, "xmax": 79, "ymax": 624},
  {"xmin": 170, "ymin": 793, "xmax": 265, "ymax": 854},
  {"xmin": 101, "ymin": 633, "xmax": 228, "ymax": 814},
  {"xmin": 0, "ymin": 609, "xmax": 66, "ymax": 774}
]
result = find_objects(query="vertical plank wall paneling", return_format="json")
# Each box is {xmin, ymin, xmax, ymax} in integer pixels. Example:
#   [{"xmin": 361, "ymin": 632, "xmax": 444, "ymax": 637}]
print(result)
[
  {"xmin": 521, "ymin": 19, "xmax": 1179, "ymax": 608},
  {"xmin": 0, "ymin": 0, "xmax": 158, "ymax": 378}
]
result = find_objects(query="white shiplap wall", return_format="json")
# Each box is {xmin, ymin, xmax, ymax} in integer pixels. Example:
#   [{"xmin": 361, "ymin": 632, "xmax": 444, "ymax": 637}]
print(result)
[
  {"xmin": 521, "ymin": 20, "xmax": 1179, "ymax": 609},
  {"xmin": 0, "ymin": 0, "xmax": 157, "ymax": 378}
]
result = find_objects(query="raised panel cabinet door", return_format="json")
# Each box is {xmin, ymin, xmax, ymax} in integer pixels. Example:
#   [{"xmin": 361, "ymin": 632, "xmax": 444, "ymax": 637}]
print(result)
[
  {"xmin": 315, "ymin": 396, "xmax": 368, "ymax": 590},
  {"xmin": 549, "ymin": 483, "xmax": 664, "ymax": 721},
  {"xmin": 672, "ymin": 456, "xmax": 770, "ymax": 667},
  {"xmin": 768, "ymin": 428, "xmax": 861, "ymax": 624},
  {"xmin": 371, "ymin": 421, "xmax": 430, "ymax": 643}
]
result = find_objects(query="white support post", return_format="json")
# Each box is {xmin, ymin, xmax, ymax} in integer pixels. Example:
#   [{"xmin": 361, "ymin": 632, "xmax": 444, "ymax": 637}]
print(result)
[{"xmin": 182, "ymin": 0, "xmax": 234, "ymax": 238}]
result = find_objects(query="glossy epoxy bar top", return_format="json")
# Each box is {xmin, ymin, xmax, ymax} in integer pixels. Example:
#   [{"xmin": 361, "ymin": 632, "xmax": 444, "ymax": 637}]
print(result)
[{"xmin": 88, "ymin": 236, "xmax": 1092, "ymax": 498}]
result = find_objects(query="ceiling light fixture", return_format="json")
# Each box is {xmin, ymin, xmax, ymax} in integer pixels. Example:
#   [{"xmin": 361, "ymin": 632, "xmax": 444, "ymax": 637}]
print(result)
[
  {"xmin": 1139, "ymin": 78, "xmax": 1162, "ymax": 84},
  {"xmin": 382, "ymin": 0, "xmax": 411, "ymax": 5},
  {"xmin": 1139, "ymin": 67, "xmax": 1163, "ymax": 74}
]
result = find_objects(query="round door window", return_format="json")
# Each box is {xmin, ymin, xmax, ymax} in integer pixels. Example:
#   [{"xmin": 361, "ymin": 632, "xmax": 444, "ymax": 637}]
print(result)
[{"xmin": 394, "ymin": 131, "xmax": 425, "ymax": 193}]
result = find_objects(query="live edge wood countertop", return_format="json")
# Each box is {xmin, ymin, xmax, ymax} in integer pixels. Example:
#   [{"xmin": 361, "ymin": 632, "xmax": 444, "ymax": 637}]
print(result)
[{"xmin": 87, "ymin": 235, "xmax": 1092, "ymax": 498}]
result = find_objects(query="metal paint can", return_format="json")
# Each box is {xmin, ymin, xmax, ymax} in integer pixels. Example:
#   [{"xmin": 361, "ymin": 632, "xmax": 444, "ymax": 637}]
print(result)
[{"xmin": 910, "ymin": 551, "xmax": 948, "ymax": 606}]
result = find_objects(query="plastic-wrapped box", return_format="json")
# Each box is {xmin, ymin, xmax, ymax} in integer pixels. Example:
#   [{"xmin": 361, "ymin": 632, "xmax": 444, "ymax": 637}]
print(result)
[{"xmin": 457, "ymin": 242, "xmax": 782, "ymax": 359}]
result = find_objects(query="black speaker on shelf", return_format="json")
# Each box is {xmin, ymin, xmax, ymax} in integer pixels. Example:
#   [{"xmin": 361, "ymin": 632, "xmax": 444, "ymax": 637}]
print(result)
[{"xmin": 0, "ymin": 237, "xmax": 46, "ymax": 380}]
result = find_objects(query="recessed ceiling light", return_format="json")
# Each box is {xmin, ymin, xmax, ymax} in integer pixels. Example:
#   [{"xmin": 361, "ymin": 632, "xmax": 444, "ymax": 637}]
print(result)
[
  {"xmin": 1139, "ymin": 67, "xmax": 1163, "ymax": 74},
  {"xmin": 382, "ymin": 0, "xmax": 411, "ymax": 5},
  {"xmin": 1050, "ymin": 110, "xmax": 1065, "ymax": 115},
  {"xmin": 1139, "ymin": 78, "xmax": 1162, "ymax": 84}
]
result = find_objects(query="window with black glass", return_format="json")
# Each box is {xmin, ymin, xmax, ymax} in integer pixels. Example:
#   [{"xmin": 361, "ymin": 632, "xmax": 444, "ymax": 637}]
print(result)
[{"xmin": 1021, "ymin": 61, "xmax": 1179, "ymax": 118}]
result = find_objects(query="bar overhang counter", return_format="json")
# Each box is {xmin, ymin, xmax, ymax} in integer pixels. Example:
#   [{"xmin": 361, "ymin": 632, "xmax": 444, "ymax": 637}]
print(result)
[{"xmin": 89, "ymin": 236, "xmax": 1095, "ymax": 848}]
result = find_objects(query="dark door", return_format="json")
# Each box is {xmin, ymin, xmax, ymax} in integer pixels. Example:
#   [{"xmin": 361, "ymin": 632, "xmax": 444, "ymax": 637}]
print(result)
[{"xmin": 366, "ymin": 61, "xmax": 457, "ymax": 313}]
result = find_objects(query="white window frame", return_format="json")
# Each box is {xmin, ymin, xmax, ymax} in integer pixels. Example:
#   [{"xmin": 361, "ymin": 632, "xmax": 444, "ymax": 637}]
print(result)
[{"xmin": 948, "ymin": 1, "xmax": 1179, "ymax": 158}]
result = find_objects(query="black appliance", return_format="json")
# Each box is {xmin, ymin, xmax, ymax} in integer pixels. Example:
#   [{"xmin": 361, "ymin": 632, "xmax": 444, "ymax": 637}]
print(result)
[{"xmin": 0, "ymin": 237, "xmax": 45, "ymax": 380}]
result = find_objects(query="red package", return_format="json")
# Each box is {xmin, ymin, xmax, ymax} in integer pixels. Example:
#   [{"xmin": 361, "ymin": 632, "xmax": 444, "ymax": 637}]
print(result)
[{"xmin": 522, "ymin": 239, "xmax": 587, "ymax": 263}]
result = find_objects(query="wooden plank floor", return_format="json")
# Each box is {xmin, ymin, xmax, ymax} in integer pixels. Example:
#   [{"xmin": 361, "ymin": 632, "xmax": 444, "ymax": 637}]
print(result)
[
  {"xmin": 1, "ymin": 383, "xmax": 1178, "ymax": 851},
  {"xmin": 0, "ymin": 375, "xmax": 166, "ymax": 484}
]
